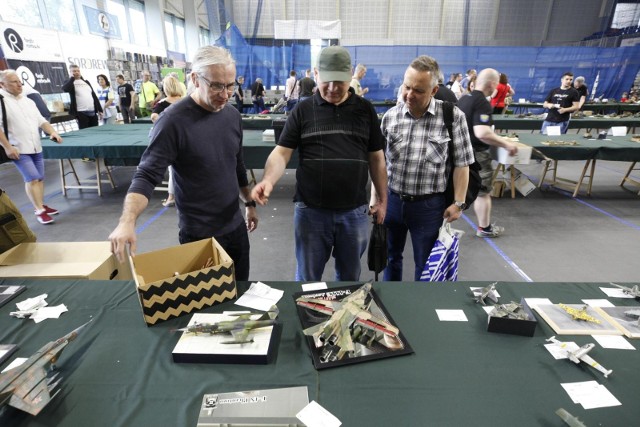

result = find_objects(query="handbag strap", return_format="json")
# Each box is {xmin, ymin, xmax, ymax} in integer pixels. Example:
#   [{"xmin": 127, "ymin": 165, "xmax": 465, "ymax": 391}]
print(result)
[{"xmin": 0, "ymin": 94, "xmax": 8, "ymax": 138}]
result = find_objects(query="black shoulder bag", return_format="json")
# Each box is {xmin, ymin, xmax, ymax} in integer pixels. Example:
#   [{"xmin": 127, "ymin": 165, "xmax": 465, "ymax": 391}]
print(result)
[
  {"xmin": 0, "ymin": 94, "xmax": 12, "ymax": 164},
  {"xmin": 442, "ymin": 101, "xmax": 481, "ymax": 209}
]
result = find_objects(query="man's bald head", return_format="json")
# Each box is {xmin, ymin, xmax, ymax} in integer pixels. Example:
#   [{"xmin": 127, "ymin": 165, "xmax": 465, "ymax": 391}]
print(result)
[{"xmin": 475, "ymin": 68, "xmax": 500, "ymax": 95}]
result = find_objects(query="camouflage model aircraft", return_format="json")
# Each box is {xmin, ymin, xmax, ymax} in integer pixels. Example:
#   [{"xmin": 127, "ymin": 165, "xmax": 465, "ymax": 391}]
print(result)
[
  {"xmin": 472, "ymin": 283, "xmax": 499, "ymax": 305},
  {"xmin": 546, "ymin": 336, "xmax": 612, "ymax": 378},
  {"xmin": 558, "ymin": 304, "xmax": 601, "ymax": 324},
  {"xmin": 176, "ymin": 307, "xmax": 278, "ymax": 344},
  {"xmin": 490, "ymin": 302, "xmax": 530, "ymax": 320},
  {"xmin": 555, "ymin": 408, "xmax": 587, "ymax": 427},
  {"xmin": 295, "ymin": 283, "xmax": 399, "ymax": 363},
  {"xmin": 0, "ymin": 320, "xmax": 92, "ymax": 416},
  {"xmin": 611, "ymin": 282, "xmax": 640, "ymax": 298}
]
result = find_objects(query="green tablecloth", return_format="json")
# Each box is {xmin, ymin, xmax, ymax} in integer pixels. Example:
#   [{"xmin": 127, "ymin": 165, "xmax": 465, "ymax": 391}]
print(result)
[
  {"xmin": 1, "ymin": 279, "xmax": 638, "ymax": 426},
  {"xmin": 509, "ymin": 102, "xmax": 640, "ymax": 114},
  {"xmin": 493, "ymin": 115, "xmax": 640, "ymax": 131},
  {"xmin": 515, "ymin": 133, "xmax": 640, "ymax": 162},
  {"xmin": 41, "ymin": 124, "xmax": 288, "ymax": 170}
]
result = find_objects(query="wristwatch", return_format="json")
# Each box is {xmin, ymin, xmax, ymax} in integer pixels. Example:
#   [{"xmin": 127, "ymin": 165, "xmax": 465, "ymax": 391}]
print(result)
[
  {"xmin": 454, "ymin": 201, "xmax": 467, "ymax": 211},
  {"xmin": 244, "ymin": 200, "xmax": 257, "ymax": 208}
]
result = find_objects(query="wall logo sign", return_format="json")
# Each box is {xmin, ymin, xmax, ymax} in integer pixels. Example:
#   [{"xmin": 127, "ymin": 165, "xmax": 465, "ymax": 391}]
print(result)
[
  {"xmin": 98, "ymin": 13, "xmax": 110, "ymax": 33},
  {"xmin": 15, "ymin": 66, "xmax": 36, "ymax": 89},
  {"xmin": 3, "ymin": 28, "xmax": 24, "ymax": 54}
]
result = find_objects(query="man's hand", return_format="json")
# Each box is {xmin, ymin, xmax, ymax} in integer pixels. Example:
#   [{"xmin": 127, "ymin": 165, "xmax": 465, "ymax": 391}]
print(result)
[
  {"xmin": 251, "ymin": 181, "xmax": 273, "ymax": 205},
  {"xmin": 108, "ymin": 222, "xmax": 137, "ymax": 263},
  {"xmin": 50, "ymin": 132, "xmax": 63, "ymax": 143},
  {"xmin": 443, "ymin": 205, "xmax": 463, "ymax": 222},
  {"xmin": 245, "ymin": 207, "xmax": 258, "ymax": 232},
  {"xmin": 3, "ymin": 145, "xmax": 19, "ymax": 160},
  {"xmin": 369, "ymin": 200, "xmax": 387, "ymax": 224},
  {"xmin": 505, "ymin": 142, "xmax": 518, "ymax": 156}
]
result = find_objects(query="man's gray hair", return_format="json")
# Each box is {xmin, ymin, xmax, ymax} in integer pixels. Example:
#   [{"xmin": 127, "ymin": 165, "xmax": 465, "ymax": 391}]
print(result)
[
  {"xmin": 438, "ymin": 70, "xmax": 445, "ymax": 84},
  {"xmin": 575, "ymin": 76, "xmax": 585, "ymax": 84},
  {"xmin": 355, "ymin": 63, "xmax": 367, "ymax": 73},
  {"xmin": 0, "ymin": 69, "xmax": 17, "ymax": 82},
  {"xmin": 191, "ymin": 46, "xmax": 235, "ymax": 76},
  {"xmin": 409, "ymin": 55, "xmax": 440, "ymax": 89}
]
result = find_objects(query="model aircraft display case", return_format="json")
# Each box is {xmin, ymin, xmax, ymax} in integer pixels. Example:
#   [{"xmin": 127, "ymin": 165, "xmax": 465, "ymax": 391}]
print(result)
[
  {"xmin": 293, "ymin": 283, "xmax": 413, "ymax": 370},
  {"xmin": 487, "ymin": 298, "xmax": 538, "ymax": 337}
]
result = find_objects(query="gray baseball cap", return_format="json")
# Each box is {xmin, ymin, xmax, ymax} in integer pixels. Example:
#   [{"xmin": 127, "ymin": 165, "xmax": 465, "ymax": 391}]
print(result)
[{"xmin": 317, "ymin": 46, "xmax": 352, "ymax": 82}]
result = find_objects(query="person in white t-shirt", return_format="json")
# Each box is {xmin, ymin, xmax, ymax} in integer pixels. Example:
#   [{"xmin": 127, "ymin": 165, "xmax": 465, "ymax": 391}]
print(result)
[{"xmin": 62, "ymin": 64, "xmax": 103, "ymax": 129}]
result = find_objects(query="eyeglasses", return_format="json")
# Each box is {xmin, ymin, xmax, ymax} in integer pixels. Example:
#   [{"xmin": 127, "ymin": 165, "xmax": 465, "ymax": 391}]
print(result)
[{"xmin": 198, "ymin": 75, "xmax": 236, "ymax": 94}]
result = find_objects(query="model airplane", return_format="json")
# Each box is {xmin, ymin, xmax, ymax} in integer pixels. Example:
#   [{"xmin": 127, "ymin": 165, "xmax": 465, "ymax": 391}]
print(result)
[
  {"xmin": 490, "ymin": 302, "xmax": 530, "ymax": 320},
  {"xmin": 624, "ymin": 309, "xmax": 640, "ymax": 326},
  {"xmin": 558, "ymin": 304, "xmax": 601, "ymax": 324},
  {"xmin": 176, "ymin": 307, "xmax": 278, "ymax": 344},
  {"xmin": 472, "ymin": 283, "xmax": 499, "ymax": 305},
  {"xmin": 295, "ymin": 283, "xmax": 399, "ymax": 363},
  {"xmin": 546, "ymin": 336, "xmax": 612, "ymax": 378},
  {"xmin": 610, "ymin": 282, "xmax": 640, "ymax": 298},
  {"xmin": 0, "ymin": 320, "xmax": 92, "ymax": 416},
  {"xmin": 555, "ymin": 408, "xmax": 587, "ymax": 427}
]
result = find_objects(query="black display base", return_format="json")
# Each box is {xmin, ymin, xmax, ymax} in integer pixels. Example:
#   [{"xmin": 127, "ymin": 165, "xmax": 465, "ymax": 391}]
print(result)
[{"xmin": 487, "ymin": 299, "xmax": 538, "ymax": 337}]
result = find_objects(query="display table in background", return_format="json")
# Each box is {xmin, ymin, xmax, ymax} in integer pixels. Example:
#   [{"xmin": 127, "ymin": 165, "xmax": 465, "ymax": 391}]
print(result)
[{"xmin": 1, "ymin": 278, "xmax": 638, "ymax": 426}]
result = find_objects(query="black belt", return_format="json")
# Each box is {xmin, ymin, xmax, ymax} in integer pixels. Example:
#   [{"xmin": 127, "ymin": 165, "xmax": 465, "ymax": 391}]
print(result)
[{"xmin": 391, "ymin": 190, "xmax": 440, "ymax": 202}]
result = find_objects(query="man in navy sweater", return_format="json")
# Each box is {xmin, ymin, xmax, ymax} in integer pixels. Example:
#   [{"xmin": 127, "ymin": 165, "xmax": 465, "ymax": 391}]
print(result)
[{"xmin": 109, "ymin": 46, "xmax": 258, "ymax": 281}]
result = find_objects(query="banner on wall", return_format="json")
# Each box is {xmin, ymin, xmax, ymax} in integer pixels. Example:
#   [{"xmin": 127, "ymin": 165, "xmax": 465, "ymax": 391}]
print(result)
[
  {"xmin": 0, "ymin": 23, "xmax": 63, "ymax": 62},
  {"xmin": 83, "ymin": 6, "xmax": 122, "ymax": 39},
  {"xmin": 6, "ymin": 59, "xmax": 67, "ymax": 94},
  {"xmin": 58, "ymin": 32, "xmax": 110, "ymax": 89},
  {"xmin": 273, "ymin": 20, "xmax": 341, "ymax": 40}
]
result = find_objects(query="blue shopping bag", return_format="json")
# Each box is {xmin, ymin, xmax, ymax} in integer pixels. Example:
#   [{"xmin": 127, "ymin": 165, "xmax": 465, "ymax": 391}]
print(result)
[{"xmin": 420, "ymin": 219, "xmax": 464, "ymax": 282}]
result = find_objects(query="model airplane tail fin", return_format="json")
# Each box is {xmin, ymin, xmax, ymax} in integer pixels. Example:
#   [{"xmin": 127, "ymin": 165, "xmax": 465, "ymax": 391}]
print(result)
[
  {"xmin": 259, "ymin": 305, "xmax": 279, "ymax": 321},
  {"xmin": 604, "ymin": 369, "xmax": 612, "ymax": 378}
]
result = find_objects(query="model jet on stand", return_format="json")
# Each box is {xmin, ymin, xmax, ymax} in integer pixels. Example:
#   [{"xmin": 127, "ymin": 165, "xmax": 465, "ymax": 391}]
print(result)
[
  {"xmin": 295, "ymin": 283, "xmax": 400, "ymax": 363},
  {"xmin": 610, "ymin": 282, "xmax": 640, "ymax": 299},
  {"xmin": 0, "ymin": 320, "xmax": 92, "ymax": 415},
  {"xmin": 546, "ymin": 336, "xmax": 612, "ymax": 378},
  {"xmin": 175, "ymin": 307, "xmax": 279, "ymax": 344}
]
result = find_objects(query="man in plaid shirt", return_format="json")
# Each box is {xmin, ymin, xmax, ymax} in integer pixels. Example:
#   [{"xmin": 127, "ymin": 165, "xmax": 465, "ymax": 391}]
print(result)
[{"xmin": 377, "ymin": 55, "xmax": 474, "ymax": 281}]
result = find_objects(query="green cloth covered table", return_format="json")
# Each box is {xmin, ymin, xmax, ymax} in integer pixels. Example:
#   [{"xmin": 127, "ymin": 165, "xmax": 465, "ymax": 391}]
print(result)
[
  {"xmin": 493, "ymin": 115, "xmax": 640, "ymax": 131},
  {"xmin": 1, "ymin": 279, "xmax": 638, "ymax": 426}
]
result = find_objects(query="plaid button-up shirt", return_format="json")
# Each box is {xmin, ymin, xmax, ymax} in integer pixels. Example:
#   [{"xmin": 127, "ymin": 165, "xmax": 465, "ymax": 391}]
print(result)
[{"xmin": 381, "ymin": 98, "xmax": 474, "ymax": 195}]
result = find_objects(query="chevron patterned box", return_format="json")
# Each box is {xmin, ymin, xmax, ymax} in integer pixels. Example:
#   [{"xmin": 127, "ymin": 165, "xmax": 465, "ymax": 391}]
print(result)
[{"xmin": 130, "ymin": 238, "xmax": 237, "ymax": 326}]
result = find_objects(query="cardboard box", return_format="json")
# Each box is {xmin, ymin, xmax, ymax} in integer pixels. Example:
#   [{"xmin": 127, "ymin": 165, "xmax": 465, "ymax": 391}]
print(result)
[
  {"xmin": 130, "ymin": 238, "xmax": 237, "ymax": 326},
  {"xmin": 493, "ymin": 142, "xmax": 533, "ymax": 165},
  {"xmin": 0, "ymin": 242, "xmax": 131, "ymax": 280},
  {"xmin": 514, "ymin": 172, "xmax": 536, "ymax": 197}
]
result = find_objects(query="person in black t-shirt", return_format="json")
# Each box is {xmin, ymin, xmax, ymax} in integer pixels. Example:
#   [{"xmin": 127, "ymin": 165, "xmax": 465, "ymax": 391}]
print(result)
[
  {"xmin": 116, "ymin": 74, "xmax": 136, "ymax": 124},
  {"xmin": 541, "ymin": 72, "xmax": 580, "ymax": 134},
  {"xmin": 573, "ymin": 76, "xmax": 589, "ymax": 110},
  {"xmin": 233, "ymin": 76, "xmax": 244, "ymax": 112},
  {"xmin": 457, "ymin": 68, "xmax": 518, "ymax": 239}
]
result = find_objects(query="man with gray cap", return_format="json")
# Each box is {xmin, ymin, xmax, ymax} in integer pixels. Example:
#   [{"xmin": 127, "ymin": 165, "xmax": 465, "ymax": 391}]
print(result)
[{"xmin": 251, "ymin": 46, "xmax": 387, "ymax": 282}]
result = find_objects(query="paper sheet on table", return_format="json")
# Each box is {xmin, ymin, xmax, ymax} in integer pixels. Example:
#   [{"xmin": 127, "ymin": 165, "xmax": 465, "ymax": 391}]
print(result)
[
  {"xmin": 301, "ymin": 282, "xmax": 327, "ymax": 292},
  {"xmin": 544, "ymin": 342, "xmax": 574, "ymax": 360},
  {"xmin": 581, "ymin": 299, "xmax": 614, "ymax": 307},
  {"xmin": 235, "ymin": 281, "xmax": 284, "ymax": 311},
  {"xmin": 599, "ymin": 287, "xmax": 634, "ymax": 298},
  {"xmin": 16, "ymin": 294, "xmax": 48, "ymax": 311},
  {"xmin": 592, "ymin": 335, "xmax": 635, "ymax": 350},
  {"xmin": 523, "ymin": 298, "xmax": 553, "ymax": 308},
  {"xmin": 561, "ymin": 381, "xmax": 621, "ymax": 409},
  {"xmin": 297, "ymin": 400, "xmax": 341, "ymax": 427},
  {"xmin": 2, "ymin": 357, "xmax": 27, "ymax": 373},
  {"xmin": 30, "ymin": 304, "xmax": 68, "ymax": 323},
  {"xmin": 436, "ymin": 309, "xmax": 468, "ymax": 322}
]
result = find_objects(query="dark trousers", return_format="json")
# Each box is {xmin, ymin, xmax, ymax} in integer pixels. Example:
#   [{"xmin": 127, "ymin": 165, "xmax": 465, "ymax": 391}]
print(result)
[
  {"xmin": 179, "ymin": 222, "xmax": 250, "ymax": 281},
  {"xmin": 76, "ymin": 112, "xmax": 99, "ymax": 129},
  {"xmin": 121, "ymin": 106, "xmax": 133, "ymax": 124}
]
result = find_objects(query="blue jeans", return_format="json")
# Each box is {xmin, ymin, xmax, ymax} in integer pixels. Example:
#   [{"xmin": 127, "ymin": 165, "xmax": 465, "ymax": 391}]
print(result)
[
  {"xmin": 294, "ymin": 202, "xmax": 369, "ymax": 281},
  {"xmin": 13, "ymin": 152, "xmax": 44, "ymax": 182},
  {"xmin": 384, "ymin": 190, "xmax": 446, "ymax": 281},
  {"xmin": 179, "ymin": 222, "xmax": 250, "ymax": 281},
  {"xmin": 541, "ymin": 120, "xmax": 569, "ymax": 134}
]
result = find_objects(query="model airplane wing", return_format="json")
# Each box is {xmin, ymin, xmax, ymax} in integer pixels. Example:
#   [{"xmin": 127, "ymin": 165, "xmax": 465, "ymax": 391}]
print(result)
[
  {"xmin": 226, "ymin": 328, "xmax": 252, "ymax": 344},
  {"xmin": 354, "ymin": 311, "xmax": 399, "ymax": 337},
  {"xmin": 8, "ymin": 367, "xmax": 55, "ymax": 416},
  {"xmin": 577, "ymin": 353, "xmax": 613, "ymax": 378},
  {"xmin": 296, "ymin": 297, "xmax": 340, "ymax": 315}
]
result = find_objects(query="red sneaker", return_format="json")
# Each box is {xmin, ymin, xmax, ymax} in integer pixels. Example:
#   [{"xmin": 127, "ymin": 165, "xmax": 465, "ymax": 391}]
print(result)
[
  {"xmin": 36, "ymin": 211, "xmax": 54, "ymax": 224},
  {"xmin": 43, "ymin": 205, "xmax": 59, "ymax": 215}
]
